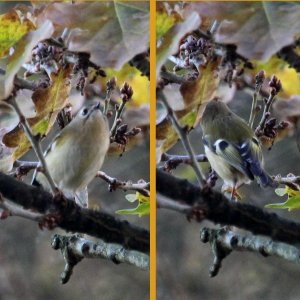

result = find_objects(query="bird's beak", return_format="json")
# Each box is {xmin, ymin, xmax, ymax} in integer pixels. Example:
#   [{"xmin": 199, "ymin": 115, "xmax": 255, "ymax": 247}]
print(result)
[{"xmin": 94, "ymin": 102, "xmax": 101, "ymax": 110}]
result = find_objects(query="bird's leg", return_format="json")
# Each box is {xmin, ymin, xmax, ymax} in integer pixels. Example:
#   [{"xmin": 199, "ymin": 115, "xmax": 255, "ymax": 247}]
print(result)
[{"xmin": 230, "ymin": 180, "xmax": 237, "ymax": 202}]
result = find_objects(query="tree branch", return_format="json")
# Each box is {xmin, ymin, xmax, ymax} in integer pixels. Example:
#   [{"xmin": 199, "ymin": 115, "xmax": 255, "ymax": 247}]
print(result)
[
  {"xmin": 0, "ymin": 172, "xmax": 149, "ymax": 254},
  {"xmin": 157, "ymin": 169, "xmax": 300, "ymax": 247}
]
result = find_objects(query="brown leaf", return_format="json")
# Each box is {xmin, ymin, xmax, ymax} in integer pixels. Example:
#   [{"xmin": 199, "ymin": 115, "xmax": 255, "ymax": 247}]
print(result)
[
  {"xmin": 156, "ymin": 12, "xmax": 201, "ymax": 78},
  {"xmin": 0, "ymin": 7, "xmax": 35, "ymax": 59},
  {"xmin": 3, "ymin": 66, "xmax": 72, "ymax": 160}
]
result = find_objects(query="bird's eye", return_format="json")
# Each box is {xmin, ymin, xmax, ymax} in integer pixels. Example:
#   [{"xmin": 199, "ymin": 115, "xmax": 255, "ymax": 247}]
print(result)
[{"xmin": 82, "ymin": 108, "xmax": 89, "ymax": 116}]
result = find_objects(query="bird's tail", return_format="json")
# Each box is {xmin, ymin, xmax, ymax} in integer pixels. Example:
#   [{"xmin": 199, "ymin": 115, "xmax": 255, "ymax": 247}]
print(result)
[{"xmin": 240, "ymin": 142, "xmax": 277, "ymax": 188}]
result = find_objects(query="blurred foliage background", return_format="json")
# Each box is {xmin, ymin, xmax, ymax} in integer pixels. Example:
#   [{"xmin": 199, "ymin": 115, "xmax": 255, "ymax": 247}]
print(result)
[
  {"xmin": 157, "ymin": 2, "xmax": 300, "ymax": 299},
  {"xmin": 0, "ymin": 1, "xmax": 149, "ymax": 299},
  {"xmin": 157, "ymin": 92, "xmax": 300, "ymax": 300}
]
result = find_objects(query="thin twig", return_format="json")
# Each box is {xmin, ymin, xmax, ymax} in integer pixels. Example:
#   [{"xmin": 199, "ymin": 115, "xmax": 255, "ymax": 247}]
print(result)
[
  {"xmin": 208, "ymin": 20, "xmax": 220, "ymax": 36},
  {"xmin": 0, "ymin": 199, "xmax": 43, "ymax": 222},
  {"xmin": 13, "ymin": 160, "xmax": 39, "ymax": 178},
  {"xmin": 0, "ymin": 68, "xmax": 39, "ymax": 90},
  {"xmin": 110, "ymin": 101, "xmax": 126, "ymax": 138},
  {"xmin": 161, "ymin": 153, "xmax": 207, "ymax": 172},
  {"xmin": 158, "ymin": 92, "xmax": 206, "ymax": 188},
  {"xmin": 255, "ymin": 76, "xmax": 281, "ymax": 136},
  {"xmin": 157, "ymin": 194, "xmax": 191, "ymax": 214},
  {"xmin": 96, "ymin": 171, "xmax": 150, "ymax": 197},
  {"xmin": 274, "ymin": 174, "xmax": 300, "ymax": 190},
  {"xmin": 255, "ymin": 93, "xmax": 276, "ymax": 135},
  {"xmin": 160, "ymin": 69, "xmax": 188, "ymax": 84},
  {"xmin": 104, "ymin": 77, "xmax": 117, "ymax": 115},
  {"xmin": 249, "ymin": 71, "xmax": 265, "ymax": 128},
  {"xmin": 9, "ymin": 98, "xmax": 57, "ymax": 195}
]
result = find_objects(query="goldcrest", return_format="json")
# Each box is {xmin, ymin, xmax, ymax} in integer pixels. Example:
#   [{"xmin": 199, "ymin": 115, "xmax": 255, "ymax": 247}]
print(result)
[
  {"xmin": 200, "ymin": 99, "xmax": 274, "ymax": 196},
  {"xmin": 33, "ymin": 101, "xmax": 110, "ymax": 207}
]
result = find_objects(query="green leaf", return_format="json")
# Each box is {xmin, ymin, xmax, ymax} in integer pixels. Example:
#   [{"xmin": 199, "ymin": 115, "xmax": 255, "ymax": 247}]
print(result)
[
  {"xmin": 265, "ymin": 196, "xmax": 300, "ymax": 211},
  {"xmin": 156, "ymin": 11, "xmax": 176, "ymax": 40},
  {"xmin": 116, "ymin": 202, "xmax": 150, "ymax": 217}
]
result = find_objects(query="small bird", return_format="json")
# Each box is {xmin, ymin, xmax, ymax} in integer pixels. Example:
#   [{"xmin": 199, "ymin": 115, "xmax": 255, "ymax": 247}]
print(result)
[
  {"xmin": 32, "ymin": 101, "xmax": 110, "ymax": 207},
  {"xmin": 200, "ymin": 99, "xmax": 274, "ymax": 199}
]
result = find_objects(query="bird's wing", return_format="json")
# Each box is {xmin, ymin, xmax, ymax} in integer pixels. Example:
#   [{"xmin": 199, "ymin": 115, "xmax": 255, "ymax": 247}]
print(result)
[
  {"xmin": 215, "ymin": 139, "xmax": 255, "ymax": 180},
  {"xmin": 239, "ymin": 138, "xmax": 274, "ymax": 187},
  {"xmin": 31, "ymin": 132, "xmax": 63, "ymax": 186}
]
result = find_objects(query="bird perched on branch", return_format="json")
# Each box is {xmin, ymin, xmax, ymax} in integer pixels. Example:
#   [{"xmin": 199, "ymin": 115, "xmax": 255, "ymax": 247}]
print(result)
[
  {"xmin": 200, "ymin": 99, "xmax": 275, "ymax": 199},
  {"xmin": 32, "ymin": 101, "xmax": 110, "ymax": 207}
]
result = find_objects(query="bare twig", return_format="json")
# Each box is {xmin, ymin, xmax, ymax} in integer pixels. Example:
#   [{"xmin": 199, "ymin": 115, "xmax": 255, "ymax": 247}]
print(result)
[
  {"xmin": 9, "ymin": 98, "xmax": 57, "ymax": 195},
  {"xmin": 156, "ymin": 194, "xmax": 191, "ymax": 214},
  {"xmin": 0, "ymin": 68, "xmax": 39, "ymax": 90},
  {"xmin": 274, "ymin": 174, "xmax": 300, "ymax": 190},
  {"xmin": 161, "ymin": 153, "xmax": 207, "ymax": 172},
  {"xmin": 52, "ymin": 234, "xmax": 149, "ymax": 284},
  {"xmin": 13, "ymin": 160, "xmax": 39, "ymax": 178},
  {"xmin": 158, "ymin": 92, "xmax": 206, "ymax": 188},
  {"xmin": 96, "ymin": 171, "xmax": 150, "ymax": 197},
  {"xmin": 160, "ymin": 69, "xmax": 188, "ymax": 84},
  {"xmin": 0, "ymin": 198, "xmax": 43, "ymax": 222},
  {"xmin": 200, "ymin": 227, "xmax": 300, "ymax": 277},
  {"xmin": 255, "ymin": 94, "xmax": 276, "ymax": 135},
  {"xmin": 208, "ymin": 20, "xmax": 220, "ymax": 36},
  {"xmin": 104, "ymin": 77, "xmax": 117, "ymax": 115},
  {"xmin": 255, "ymin": 75, "xmax": 281, "ymax": 136},
  {"xmin": 110, "ymin": 83, "xmax": 133, "ymax": 141},
  {"xmin": 249, "ymin": 70, "xmax": 265, "ymax": 128}
]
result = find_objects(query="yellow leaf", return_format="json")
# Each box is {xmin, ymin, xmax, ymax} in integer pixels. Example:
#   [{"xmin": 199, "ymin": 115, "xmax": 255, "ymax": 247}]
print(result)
[
  {"xmin": 99, "ymin": 64, "xmax": 149, "ymax": 105},
  {"xmin": 252, "ymin": 55, "xmax": 300, "ymax": 98},
  {"xmin": 136, "ymin": 192, "xmax": 150, "ymax": 203},
  {"xmin": 156, "ymin": 11, "xmax": 176, "ymax": 40},
  {"xmin": 0, "ymin": 10, "xmax": 35, "ymax": 58}
]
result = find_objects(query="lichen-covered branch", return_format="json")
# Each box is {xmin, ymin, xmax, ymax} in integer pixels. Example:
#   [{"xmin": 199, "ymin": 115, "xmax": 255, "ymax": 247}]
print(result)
[
  {"xmin": 0, "ymin": 172, "xmax": 149, "ymax": 253},
  {"xmin": 200, "ymin": 227, "xmax": 300, "ymax": 277},
  {"xmin": 52, "ymin": 234, "xmax": 149, "ymax": 284}
]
